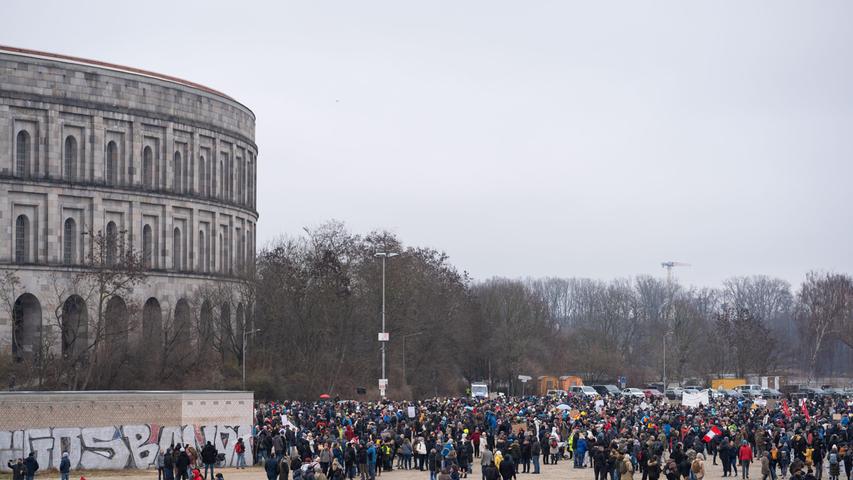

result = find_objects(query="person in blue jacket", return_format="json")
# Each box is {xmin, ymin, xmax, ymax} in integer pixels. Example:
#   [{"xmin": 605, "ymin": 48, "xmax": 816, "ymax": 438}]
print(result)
[{"xmin": 575, "ymin": 436, "xmax": 588, "ymax": 469}]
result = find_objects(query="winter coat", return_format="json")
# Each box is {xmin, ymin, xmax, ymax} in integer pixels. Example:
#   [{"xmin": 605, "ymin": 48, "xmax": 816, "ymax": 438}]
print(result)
[
  {"xmin": 24, "ymin": 455, "xmax": 39, "ymax": 475},
  {"xmin": 59, "ymin": 456, "xmax": 71, "ymax": 474},
  {"xmin": 201, "ymin": 444, "xmax": 218, "ymax": 464},
  {"xmin": 499, "ymin": 457, "xmax": 516, "ymax": 480},
  {"xmin": 739, "ymin": 445, "xmax": 754, "ymax": 462},
  {"xmin": 8, "ymin": 461, "xmax": 25, "ymax": 480},
  {"xmin": 265, "ymin": 457, "xmax": 279, "ymax": 480}
]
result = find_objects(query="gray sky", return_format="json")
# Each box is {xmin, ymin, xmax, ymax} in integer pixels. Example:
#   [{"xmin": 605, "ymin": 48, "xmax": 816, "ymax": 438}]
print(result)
[{"xmin": 4, "ymin": 0, "xmax": 852, "ymax": 288}]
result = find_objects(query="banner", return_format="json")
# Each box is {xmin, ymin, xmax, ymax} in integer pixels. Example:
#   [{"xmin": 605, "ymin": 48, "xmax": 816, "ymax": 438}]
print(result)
[
  {"xmin": 407, "ymin": 406, "xmax": 416, "ymax": 418},
  {"xmin": 681, "ymin": 390, "xmax": 710, "ymax": 408}
]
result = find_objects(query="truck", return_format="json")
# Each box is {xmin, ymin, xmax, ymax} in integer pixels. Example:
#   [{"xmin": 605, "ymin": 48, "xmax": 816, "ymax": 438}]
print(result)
[{"xmin": 470, "ymin": 382, "xmax": 489, "ymax": 399}]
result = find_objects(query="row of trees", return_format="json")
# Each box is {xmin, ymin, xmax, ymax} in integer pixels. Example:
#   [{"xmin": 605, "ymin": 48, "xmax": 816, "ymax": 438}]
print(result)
[
  {"xmin": 2, "ymin": 220, "xmax": 851, "ymax": 397},
  {"xmin": 249, "ymin": 221, "xmax": 853, "ymax": 399}
]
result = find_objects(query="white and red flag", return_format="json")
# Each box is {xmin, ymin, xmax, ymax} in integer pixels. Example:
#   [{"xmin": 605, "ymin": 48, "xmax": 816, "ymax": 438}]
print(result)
[{"xmin": 703, "ymin": 425, "xmax": 722, "ymax": 443}]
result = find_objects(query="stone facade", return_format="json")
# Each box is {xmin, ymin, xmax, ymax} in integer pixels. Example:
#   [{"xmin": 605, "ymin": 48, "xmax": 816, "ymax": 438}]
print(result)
[
  {"xmin": 0, "ymin": 46, "xmax": 259, "ymax": 363},
  {"xmin": 0, "ymin": 390, "xmax": 254, "ymax": 470}
]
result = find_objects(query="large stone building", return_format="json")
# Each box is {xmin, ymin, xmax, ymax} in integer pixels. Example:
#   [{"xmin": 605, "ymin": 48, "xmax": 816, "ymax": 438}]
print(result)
[{"xmin": 0, "ymin": 46, "xmax": 258, "ymax": 373}]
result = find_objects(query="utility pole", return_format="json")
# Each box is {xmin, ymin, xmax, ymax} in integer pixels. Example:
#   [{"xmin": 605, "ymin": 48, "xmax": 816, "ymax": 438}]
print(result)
[{"xmin": 374, "ymin": 252, "xmax": 398, "ymax": 398}]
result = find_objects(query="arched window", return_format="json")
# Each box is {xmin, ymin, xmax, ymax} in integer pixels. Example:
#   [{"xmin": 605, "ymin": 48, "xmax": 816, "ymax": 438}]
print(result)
[
  {"xmin": 219, "ymin": 232, "xmax": 224, "ymax": 273},
  {"xmin": 172, "ymin": 228, "xmax": 182, "ymax": 271},
  {"xmin": 106, "ymin": 221, "xmax": 118, "ymax": 266},
  {"xmin": 16, "ymin": 131, "xmax": 30, "ymax": 178},
  {"xmin": 248, "ymin": 158, "xmax": 254, "ymax": 207},
  {"xmin": 14, "ymin": 215, "xmax": 29, "ymax": 264},
  {"xmin": 142, "ymin": 146, "xmax": 154, "ymax": 189},
  {"xmin": 64, "ymin": 136, "xmax": 77, "ymax": 180},
  {"xmin": 208, "ymin": 232, "xmax": 213, "ymax": 272},
  {"xmin": 220, "ymin": 158, "xmax": 225, "ymax": 199},
  {"xmin": 198, "ymin": 230, "xmax": 206, "ymax": 272},
  {"xmin": 63, "ymin": 218, "xmax": 77, "ymax": 265},
  {"xmin": 173, "ymin": 151, "xmax": 182, "ymax": 193},
  {"xmin": 106, "ymin": 141, "xmax": 118, "ymax": 185},
  {"xmin": 142, "ymin": 224, "xmax": 153, "ymax": 268},
  {"xmin": 198, "ymin": 156, "xmax": 206, "ymax": 197}
]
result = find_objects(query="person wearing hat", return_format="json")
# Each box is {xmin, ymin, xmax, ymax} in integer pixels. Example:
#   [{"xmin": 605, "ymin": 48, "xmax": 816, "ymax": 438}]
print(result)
[
  {"xmin": 175, "ymin": 448, "xmax": 191, "ymax": 480},
  {"xmin": 59, "ymin": 452, "xmax": 71, "ymax": 480}
]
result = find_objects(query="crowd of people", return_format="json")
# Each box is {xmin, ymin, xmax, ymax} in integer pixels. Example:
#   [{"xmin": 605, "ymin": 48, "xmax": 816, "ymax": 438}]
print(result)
[{"xmin": 249, "ymin": 393, "xmax": 853, "ymax": 480}]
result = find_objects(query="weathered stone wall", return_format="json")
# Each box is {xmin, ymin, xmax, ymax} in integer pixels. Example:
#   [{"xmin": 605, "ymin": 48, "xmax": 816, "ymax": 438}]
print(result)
[
  {"xmin": 0, "ymin": 391, "xmax": 254, "ymax": 470},
  {"xmin": 0, "ymin": 46, "xmax": 260, "ymax": 359}
]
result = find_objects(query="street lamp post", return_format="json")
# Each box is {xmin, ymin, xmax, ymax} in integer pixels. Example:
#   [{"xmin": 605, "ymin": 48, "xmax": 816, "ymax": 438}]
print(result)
[
  {"xmin": 662, "ymin": 331, "xmax": 672, "ymax": 393},
  {"xmin": 242, "ymin": 328, "xmax": 261, "ymax": 391},
  {"xmin": 374, "ymin": 252, "xmax": 398, "ymax": 398}
]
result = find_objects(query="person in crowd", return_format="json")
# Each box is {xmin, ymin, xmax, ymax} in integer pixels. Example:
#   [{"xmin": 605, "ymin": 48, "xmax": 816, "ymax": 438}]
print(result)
[
  {"xmin": 59, "ymin": 452, "xmax": 71, "ymax": 480},
  {"xmin": 175, "ymin": 448, "xmax": 191, "ymax": 480},
  {"xmin": 23, "ymin": 452, "xmax": 38, "ymax": 480},
  {"xmin": 265, "ymin": 453, "xmax": 280, "ymax": 480},
  {"xmin": 740, "ymin": 440, "xmax": 755, "ymax": 479},
  {"xmin": 201, "ymin": 441, "xmax": 218, "ymax": 480},
  {"xmin": 498, "ymin": 454, "xmax": 515, "ymax": 480},
  {"xmin": 235, "ymin": 438, "xmax": 247, "ymax": 469},
  {"xmin": 8, "ymin": 458, "xmax": 24, "ymax": 480}
]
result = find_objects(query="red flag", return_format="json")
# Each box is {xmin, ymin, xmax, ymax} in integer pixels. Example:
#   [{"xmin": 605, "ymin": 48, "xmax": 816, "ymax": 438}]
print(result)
[
  {"xmin": 781, "ymin": 400, "xmax": 791, "ymax": 419},
  {"xmin": 703, "ymin": 425, "xmax": 722, "ymax": 443}
]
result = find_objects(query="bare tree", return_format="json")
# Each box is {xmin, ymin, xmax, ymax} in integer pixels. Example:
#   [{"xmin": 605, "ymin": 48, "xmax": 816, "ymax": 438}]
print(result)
[{"xmin": 795, "ymin": 271, "xmax": 853, "ymax": 379}]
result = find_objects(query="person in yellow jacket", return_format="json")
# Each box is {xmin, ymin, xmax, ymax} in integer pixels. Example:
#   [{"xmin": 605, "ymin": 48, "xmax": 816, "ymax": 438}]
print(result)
[
  {"xmin": 568, "ymin": 434, "xmax": 576, "ymax": 460},
  {"xmin": 494, "ymin": 451, "xmax": 503, "ymax": 469}
]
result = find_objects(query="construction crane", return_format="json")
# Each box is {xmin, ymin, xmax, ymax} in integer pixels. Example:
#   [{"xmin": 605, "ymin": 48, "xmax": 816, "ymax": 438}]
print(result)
[{"xmin": 661, "ymin": 261, "xmax": 690, "ymax": 283}]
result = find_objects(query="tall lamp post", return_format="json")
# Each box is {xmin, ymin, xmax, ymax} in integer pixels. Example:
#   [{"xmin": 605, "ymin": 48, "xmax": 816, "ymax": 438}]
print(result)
[
  {"xmin": 374, "ymin": 252, "xmax": 398, "ymax": 398},
  {"xmin": 242, "ymin": 328, "xmax": 261, "ymax": 390},
  {"xmin": 662, "ymin": 331, "xmax": 672, "ymax": 393}
]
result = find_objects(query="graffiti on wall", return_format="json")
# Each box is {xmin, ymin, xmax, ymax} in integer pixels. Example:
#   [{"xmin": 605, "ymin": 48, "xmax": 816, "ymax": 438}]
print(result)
[{"xmin": 0, "ymin": 425, "xmax": 253, "ymax": 471}]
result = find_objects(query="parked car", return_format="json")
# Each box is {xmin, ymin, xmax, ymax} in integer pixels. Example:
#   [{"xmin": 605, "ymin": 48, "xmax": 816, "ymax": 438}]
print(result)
[
  {"xmin": 683, "ymin": 385, "xmax": 704, "ymax": 391},
  {"xmin": 721, "ymin": 389, "xmax": 744, "ymax": 399},
  {"xmin": 622, "ymin": 388, "xmax": 646, "ymax": 398},
  {"xmin": 735, "ymin": 384, "xmax": 763, "ymax": 398},
  {"xmin": 683, "ymin": 388, "xmax": 700, "ymax": 395},
  {"xmin": 592, "ymin": 385, "xmax": 622, "ymax": 397},
  {"xmin": 665, "ymin": 388, "xmax": 683, "ymax": 400},
  {"xmin": 799, "ymin": 386, "xmax": 828, "ymax": 398},
  {"xmin": 546, "ymin": 389, "xmax": 567, "ymax": 397},
  {"xmin": 644, "ymin": 389, "xmax": 664, "ymax": 399},
  {"xmin": 705, "ymin": 389, "xmax": 725, "ymax": 399},
  {"xmin": 647, "ymin": 383, "xmax": 665, "ymax": 393},
  {"xmin": 821, "ymin": 386, "xmax": 845, "ymax": 396},
  {"xmin": 760, "ymin": 388, "xmax": 781, "ymax": 399},
  {"xmin": 569, "ymin": 385, "xmax": 599, "ymax": 397}
]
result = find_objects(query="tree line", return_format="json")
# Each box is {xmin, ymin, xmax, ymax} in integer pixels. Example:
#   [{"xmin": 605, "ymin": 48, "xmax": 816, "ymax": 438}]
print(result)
[
  {"xmin": 1, "ymin": 220, "xmax": 851, "ymax": 397},
  {"xmin": 249, "ymin": 221, "xmax": 853, "ymax": 399}
]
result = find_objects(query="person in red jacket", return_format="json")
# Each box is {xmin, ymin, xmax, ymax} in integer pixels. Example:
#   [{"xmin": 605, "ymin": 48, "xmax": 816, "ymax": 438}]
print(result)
[{"xmin": 738, "ymin": 441, "xmax": 754, "ymax": 479}]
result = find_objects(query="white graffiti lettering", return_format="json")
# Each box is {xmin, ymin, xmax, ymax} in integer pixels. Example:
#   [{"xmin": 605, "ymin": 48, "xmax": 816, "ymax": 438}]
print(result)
[{"xmin": 0, "ymin": 425, "xmax": 252, "ymax": 471}]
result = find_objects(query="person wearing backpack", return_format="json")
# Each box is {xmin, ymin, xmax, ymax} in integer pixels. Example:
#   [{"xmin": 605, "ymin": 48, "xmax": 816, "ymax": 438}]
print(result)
[
  {"xmin": 691, "ymin": 454, "xmax": 705, "ymax": 480},
  {"xmin": 828, "ymin": 446, "xmax": 840, "ymax": 480},
  {"xmin": 621, "ymin": 450, "xmax": 635, "ymax": 480},
  {"xmin": 549, "ymin": 435, "xmax": 560, "ymax": 465}
]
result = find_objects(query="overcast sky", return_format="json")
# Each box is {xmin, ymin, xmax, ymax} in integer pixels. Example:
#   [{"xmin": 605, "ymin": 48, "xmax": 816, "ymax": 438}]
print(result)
[{"xmin": 3, "ymin": 1, "xmax": 852, "ymax": 288}]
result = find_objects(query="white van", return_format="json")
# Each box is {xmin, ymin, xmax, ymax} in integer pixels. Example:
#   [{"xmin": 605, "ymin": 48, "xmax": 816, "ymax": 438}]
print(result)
[
  {"xmin": 569, "ymin": 386, "xmax": 598, "ymax": 397},
  {"xmin": 735, "ymin": 384, "xmax": 762, "ymax": 398}
]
